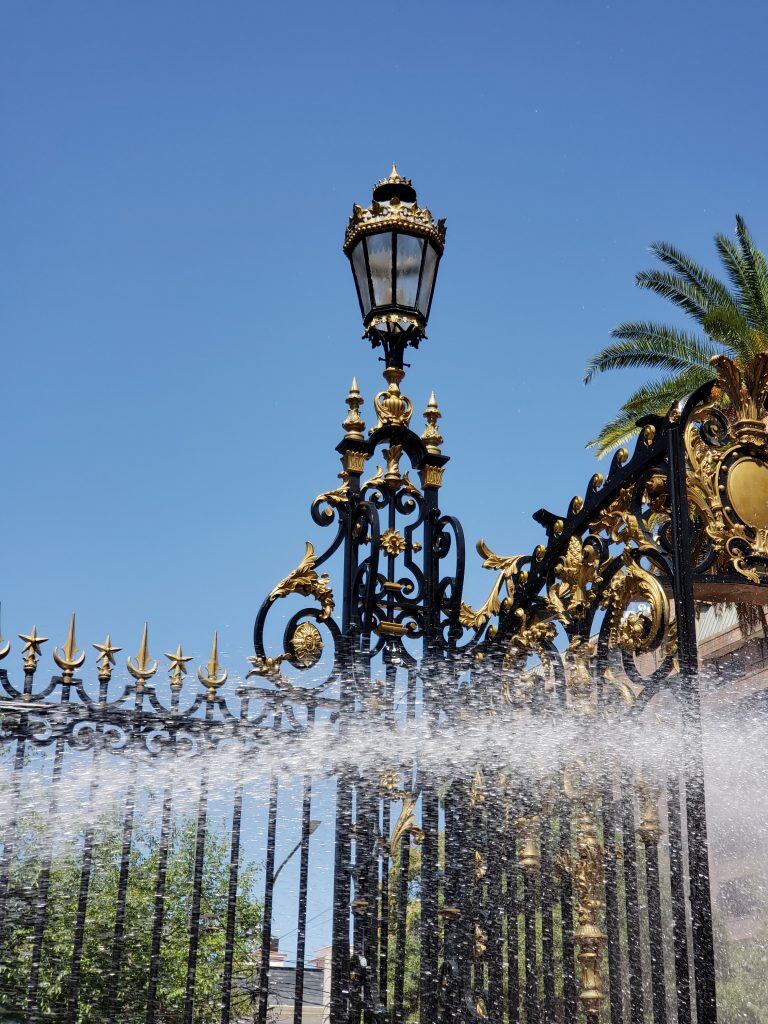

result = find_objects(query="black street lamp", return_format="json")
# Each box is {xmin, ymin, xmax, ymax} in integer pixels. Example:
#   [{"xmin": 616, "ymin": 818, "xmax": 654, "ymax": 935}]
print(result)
[{"xmin": 343, "ymin": 165, "xmax": 446, "ymax": 369}]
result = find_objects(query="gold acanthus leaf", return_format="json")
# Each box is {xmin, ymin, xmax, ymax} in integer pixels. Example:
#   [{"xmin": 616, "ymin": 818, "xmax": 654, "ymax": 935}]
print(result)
[
  {"xmin": 269, "ymin": 542, "xmax": 335, "ymax": 621},
  {"xmin": 315, "ymin": 472, "xmax": 350, "ymax": 517},
  {"xmin": 459, "ymin": 540, "xmax": 526, "ymax": 630}
]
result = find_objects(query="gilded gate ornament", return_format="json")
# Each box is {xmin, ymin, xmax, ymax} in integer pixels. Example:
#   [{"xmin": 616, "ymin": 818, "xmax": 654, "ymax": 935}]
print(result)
[
  {"xmin": 685, "ymin": 353, "xmax": 768, "ymax": 584},
  {"xmin": 548, "ymin": 536, "xmax": 603, "ymax": 623},
  {"xmin": 268, "ymin": 541, "xmax": 335, "ymax": 621},
  {"xmin": 459, "ymin": 541, "xmax": 527, "ymax": 632}
]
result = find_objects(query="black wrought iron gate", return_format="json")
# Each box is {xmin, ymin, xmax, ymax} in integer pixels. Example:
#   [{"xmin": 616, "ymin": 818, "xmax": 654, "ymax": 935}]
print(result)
[{"xmin": 2, "ymin": 352, "xmax": 768, "ymax": 1024}]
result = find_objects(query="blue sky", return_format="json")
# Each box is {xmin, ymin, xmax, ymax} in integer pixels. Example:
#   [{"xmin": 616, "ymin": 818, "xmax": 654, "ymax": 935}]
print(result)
[{"xmin": 3, "ymin": 0, "xmax": 768, "ymax": 958}]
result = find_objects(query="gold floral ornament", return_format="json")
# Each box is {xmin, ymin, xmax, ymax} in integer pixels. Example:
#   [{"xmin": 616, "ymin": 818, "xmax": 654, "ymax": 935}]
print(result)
[
  {"xmin": 197, "ymin": 631, "xmax": 228, "ymax": 700},
  {"xmin": 53, "ymin": 614, "xmax": 86, "ymax": 680},
  {"xmin": 380, "ymin": 528, "xmax": 407, "ymax": 557},
  {"xmin": 635, "ymin": 777, "xmax": 664, "ymax": 844},
  {"xmin": 383, "ymin": 445, "xmax": 403, "ymax": 489},
  {"xmin": 503, "ymin": 606, "xmax": 557, "ymax": 671},
  {"xmin": 548, "ymin": 536, "xmax": 603, "ymax": 623},
  {"xmin": 459, "ymin": 540, "xmax": 527, "ymax": 632},
  {"xmin": 289, "ymin": 621, "xmax": 324, "ymax": 669},
  {"xmin": 269, "ymin": 541, "xmax": 334, "ymax": 621}
]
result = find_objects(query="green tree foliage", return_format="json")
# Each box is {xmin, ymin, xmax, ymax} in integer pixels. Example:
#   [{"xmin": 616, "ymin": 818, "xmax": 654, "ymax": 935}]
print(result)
[
  {"xmin": 584, "ymin": 216, "xmax": 768, "ymax": 456},
  {"xmin": 0, "ymin": 810, "xmax": 262, "ymax": 1023}
]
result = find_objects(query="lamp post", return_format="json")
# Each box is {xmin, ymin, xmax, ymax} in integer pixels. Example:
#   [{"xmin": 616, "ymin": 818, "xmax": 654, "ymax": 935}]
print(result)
[{"xmin": 343, "ymin": 165, "xmax": 445, "ymax": 370}]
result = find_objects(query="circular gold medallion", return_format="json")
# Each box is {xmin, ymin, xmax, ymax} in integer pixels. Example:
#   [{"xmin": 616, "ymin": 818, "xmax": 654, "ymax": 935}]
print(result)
[
  {"xmin": 726, "ymin": 458, "xmax": 768, "ymax": 530},
  {"xmin": 289, "ymin": 621, "xmax": 324, "ymax": 669}
]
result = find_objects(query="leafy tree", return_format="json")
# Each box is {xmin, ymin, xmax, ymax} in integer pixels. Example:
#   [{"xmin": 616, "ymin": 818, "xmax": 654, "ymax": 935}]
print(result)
[
  {"xmin": 584, "ymin": 216, "xmax": 768, "ymax": 456},
  {"xmin": 0, "ymin": 809, "xmax": 262, "ymax": 1023}
]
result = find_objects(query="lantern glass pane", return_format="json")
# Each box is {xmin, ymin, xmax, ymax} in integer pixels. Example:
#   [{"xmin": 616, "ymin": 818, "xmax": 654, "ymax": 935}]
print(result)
[
  {"xmin": 417, "ymin": 242, "xmax": 438, "ymax": 316},
  {"xmin": 366, "ymin": 231, "xmax": 394, "ymax": 306},
  {"xmin": 351, "ymin": 241, "xmax": 371, "ymax": 316},
  {"xmin": 395, "ymin": 233, "xmax": 424, "ymax": 307}
]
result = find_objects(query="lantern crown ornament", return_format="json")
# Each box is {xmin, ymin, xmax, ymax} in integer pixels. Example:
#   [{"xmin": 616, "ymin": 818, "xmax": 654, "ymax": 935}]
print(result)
[{"xmin": 344, "ymin": 165, "xmax": 446, "ymax": 369}]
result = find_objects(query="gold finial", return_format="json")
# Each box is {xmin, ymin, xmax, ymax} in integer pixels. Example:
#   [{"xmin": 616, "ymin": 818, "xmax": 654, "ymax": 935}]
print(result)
[
  {"xmin": 342, "ymin": 377, "xmax": 365, "ymax": 440},
  {"xmin": 19, "ymin": 626, "xmax": 48, "ymax": 673},
  {"xmin": 93, "ymin": 635, "xmax": 121, "ymax": 683},
  {"xmin": 127, "ymin": 623, "xmax": 158, "ymax": 687},
  {"xmin": 373, "ymin": 367, "xmax": 413, "ymax": 430},
  {"xmin": 197, "ymin": 631, "xmax": 228, "ymax": 700},
  {"xmin": 53, "ymin": 613, "xmax": 86, "ymax": 678},
  {"xmin": 165, "ymin": 643, "xmax": 193, "ymax": 690},
  {"xmin": 421, "ymin": 390, "xmax": 443, "ymax": 455}
]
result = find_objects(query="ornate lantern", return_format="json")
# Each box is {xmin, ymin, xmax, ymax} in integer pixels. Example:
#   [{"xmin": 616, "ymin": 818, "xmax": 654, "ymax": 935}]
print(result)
[{"xmin": 343, "ymin": 165, "xmax": 446, "ymax": 368}]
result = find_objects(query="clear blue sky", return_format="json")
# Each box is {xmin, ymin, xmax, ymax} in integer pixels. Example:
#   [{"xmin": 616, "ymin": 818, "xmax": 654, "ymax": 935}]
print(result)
[{"xmin": 3, "ymin": 0, "xmax": 768, "ymax": 957}]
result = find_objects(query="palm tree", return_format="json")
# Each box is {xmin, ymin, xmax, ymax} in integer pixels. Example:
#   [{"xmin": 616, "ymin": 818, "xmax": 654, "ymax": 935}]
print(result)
[{"xmin": 584, "ymin": 215, "xmax": 768, "ymax": 456}]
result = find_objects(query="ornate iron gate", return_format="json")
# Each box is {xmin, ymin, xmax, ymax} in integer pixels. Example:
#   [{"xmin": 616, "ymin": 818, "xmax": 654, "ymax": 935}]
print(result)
[{"xmin": 2, "ymin": 185, "xmax": 768, "ymax": 1022}]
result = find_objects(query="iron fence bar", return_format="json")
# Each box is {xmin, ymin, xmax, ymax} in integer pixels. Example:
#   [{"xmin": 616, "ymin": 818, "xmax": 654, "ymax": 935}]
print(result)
[
  {"xmin": 643, "ymin": 836, "xmax": 668, "ymax": 1024},
  {"xmin": 257, "ymin": 773, "xmax": 279, "ymax": 1024},
  {"xmin": 0, "ymin": 731, "xmax": 28, "ymax": 945},
  {"xmin": 293, "ymin": 762, "xmax": 314, "ymax": 1024},
  {"xmin": 26, "ymin": 676, "xmax": 71, "ymax": 1022},
  {"xmin": 540, "ymin": 812, "xmax": 555, "ymax": 1024},
  {"xmin": 620, "ymin": 778, "xmax": 643, "ymax": 1024},
  {"xmin": 330, "ymin": 770, "xmax": 352, "ymax": 1024},
  {"xmin": 104, "ymin": 686, "xmax": 145, "ymax": 1023},
  {"xmin": 667, "ymin": 418, "xmax": 717, "ymax": 1024},
  {"xmin": 378, "ymin": 797, "xmax": 390, "ymax": 1006},
  {"xmin": 65, "ymin": 743, "xmax": 103, "ymax": 1023},
  {"xmin": 666, "ymin": 770, "xmax": 692, "ymax": 1024},
  {"xmin": 505, "ymin": 835, "xmax": 519, "ymax": 1024},
  {"xmin": 182, "ymin": 745, "xmax": 211, "ymax": 1024},
  {"xmin": 486, "ymin": 799, "xmax": 504, "ymax": 1024},
  {"xmin": 220, "ymin": 745, "xmax": 245, "ymax": 1024},
  {"xmin": 392, "ymin": 832, "xmax": 410, "ymax": 1024},
  {"xmin": 602, "ymin": 789, "xmax": 624, "ymax": 1024},
  {"xmin": 522, "ymin": 860, "xmax": 539, "ymax": 1024},
  {"xmin": 145, "ymin": 762, "xmax": 176, "ymax": 1024},
  {"xmin": 419, "ymin": 780, "xmax": 439, "ymax": 1024},
  {"xmin": 558, "ymin": 796, "xmax": 577, "ymax": 1024}
]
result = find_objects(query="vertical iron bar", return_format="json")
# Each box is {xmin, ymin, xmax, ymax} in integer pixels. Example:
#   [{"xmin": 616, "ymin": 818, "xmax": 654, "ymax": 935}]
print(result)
[
  {"xmin": 145, "ymin": 769, "xmax": 175, "ymax": 1024},
  {"xmin": 666, "ymin": 771, "xmax": 692, "ymax": 1024},
  {"xmin": 0, "ymin": 736, "xmax": 27, "ymax": 930},
  {"xmin": 257, "ymin": 774, "xmax": 279, "ymax": 1024},
  {"xmin": 27, "ymin": 677, "xmax": 72, "ymax": 1022},
  {"xmin": 643, "ymin": 839, "xmax": 668, "ymax": 1024},
  {"xmin": 104, "ymin": 686, "xmax": 145, "ymax": 1023},
  {"xmin": 419, "ymin": 782, "xmax": 439, "ymax": 1024},
  {"xmin": 392, "ymin": 834, "xmax": 410, "ymax": 1024},
  {"xmin": 667, "ymin": 418, "xmax": 717, "ymax": 1024},
  {"xmin": 506, "ymin": 835, "xmax": 519, "ymax": 1024},
  {"xmin": 602, "ymin": 786, "xmax": 624, "ymax": 1024},
  {"xmin": 559, "ymin": 797, "xmax": 577, "ymax": 1023},
  {"xmin": 220, "ymin": 767, "xmax": 245, "ymax": 1024},
  {"xmin": 182, "ymin": 755, "xmax": 210, "ymax": 1024},
  {"xmin": 378, "ymin": 799, "xmax": 390, "ymax": 1006},
  {"xmin": 293, "ymin": 767, "xmax": 314, "ymax": 1024},
  {"xmin": 621, "ymin": 778, "xmax": 644, "ymax": 1024},
  {"xmin": 540, "ymin": 814, "xmax": 555, "ymax": 1024},
  {"xmin": 66, "ymin": 745, "xmax": 103, "ymax": 1023},
  {"xmin": 523, "ymin": 867, "xmax": 539, "ymax": 1024}
]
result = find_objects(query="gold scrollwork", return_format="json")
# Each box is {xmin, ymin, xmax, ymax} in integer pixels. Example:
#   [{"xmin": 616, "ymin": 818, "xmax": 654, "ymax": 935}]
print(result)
[
  {"xmin": 602, "ymin": 555, "xmax": 669, "ymax": 655},
  {"xmin": 269, "ymin": 541, "xmax": 335, "ymax": 621},
  {"xmin": 289, "ymin": 622, "xmax": 324, "ymax": 668},
  {"xmin": 459, "ymin": 540, "xmax": 527, "ymax": 631}
]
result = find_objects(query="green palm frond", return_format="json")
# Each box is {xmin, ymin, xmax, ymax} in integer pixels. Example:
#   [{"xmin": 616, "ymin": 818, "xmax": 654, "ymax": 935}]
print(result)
[
  {"xmin": 587, "ymin": 365, "xmax": 715, "ymax": 457},
  {"xmin": 586, "ymin": 408, "xmax": 645, "ymax": 457},
  {"xmin": 583, "ymin": 323, "xmax": 720, "ymax": 384},
  {"xmin": 635, "ymin": 269, "xmax": 719, "ymax": 324},
  {"xmin": 647, "ymin": 241, "xmax": 737, "ymax": 312},
  {"xmin": 620, "ymin": 366, "xmax": 714, "ymax": 416},
  {"xmin": 586, "ymin": 216, "xmax": 768, "ymax": 459},
  {"xmin": 735, "ymin": 214, "xmax": 768, "ymax": 335}
]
